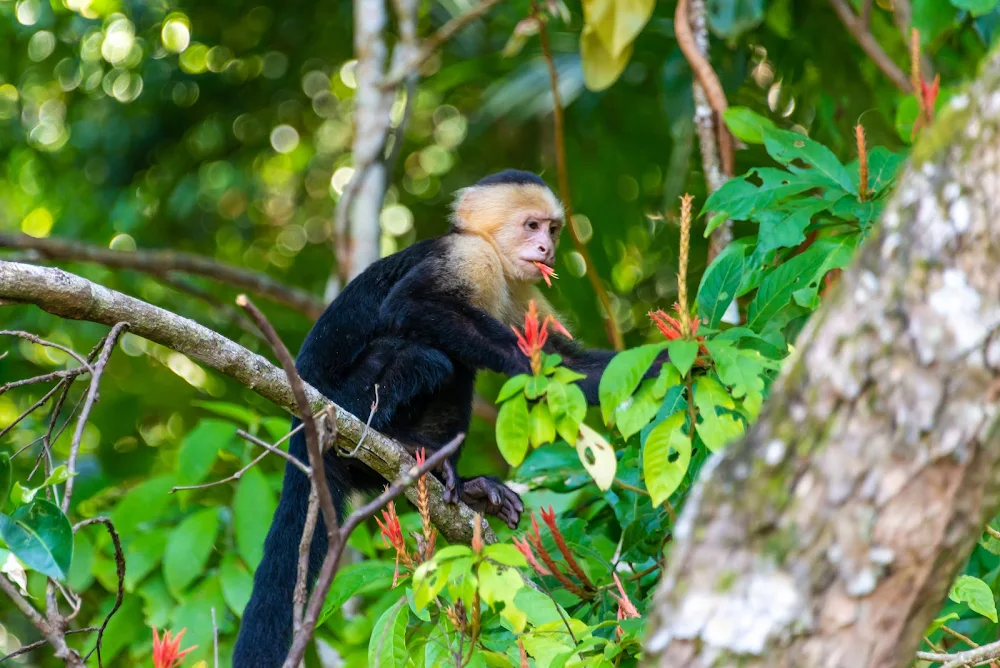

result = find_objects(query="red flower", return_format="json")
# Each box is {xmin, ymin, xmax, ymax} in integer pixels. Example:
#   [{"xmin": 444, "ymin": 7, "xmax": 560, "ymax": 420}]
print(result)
[
  {"xmin": 512, "ymin": 535, "xmax": 550, "ymax": 575},
  {"xmin": 512, "ymin": 300, "xmax": 572, "ymax": 374},
  {"xmin": 921, "ymin": 73, "xmax": 940, "ymax": 122},
  {"xmin": 375, "ymin": 499, "xmax": 411, "ymax": 585},
  {"xmin": 152, "ymin": 628, "xmax": 196, "ymax": 668},
  {"xmin": 532, "ymin": 261, "xmax": 558, "ymax": 287}
]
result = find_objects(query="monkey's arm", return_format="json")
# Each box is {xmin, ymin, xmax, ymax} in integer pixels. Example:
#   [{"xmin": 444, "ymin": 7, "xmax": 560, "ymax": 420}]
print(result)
[
  {"xmin": 379, "ymin": 270, "xmax": 531, "ymax": 376},
  {"xmin": 547, "ymin": 336, "xmax": 668, "ymax": 405}
]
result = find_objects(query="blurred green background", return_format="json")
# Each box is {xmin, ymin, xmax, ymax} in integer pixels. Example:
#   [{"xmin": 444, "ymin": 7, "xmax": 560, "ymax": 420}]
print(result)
[{"xmin": 1, "ymin": 0, "xmax": 997, "ymax": 664}]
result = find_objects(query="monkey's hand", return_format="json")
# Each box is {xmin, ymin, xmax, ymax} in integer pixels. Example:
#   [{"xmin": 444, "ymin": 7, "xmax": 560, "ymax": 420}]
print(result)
[{"xmin": 441, "ymin": 463, "xmax": 523, "ymax": 529}]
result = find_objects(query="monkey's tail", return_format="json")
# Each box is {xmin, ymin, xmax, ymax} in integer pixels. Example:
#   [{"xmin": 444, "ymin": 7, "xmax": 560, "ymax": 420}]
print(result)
[{"xmin": 233, "ymin": 419, "xmax": 346, "ymax": 667}]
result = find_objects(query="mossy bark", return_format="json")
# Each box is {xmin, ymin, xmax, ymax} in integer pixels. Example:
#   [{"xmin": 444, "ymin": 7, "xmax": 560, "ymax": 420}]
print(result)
[{"xmin": 644, "ymin": 49, "xmax": 1000, "ymax": 667}]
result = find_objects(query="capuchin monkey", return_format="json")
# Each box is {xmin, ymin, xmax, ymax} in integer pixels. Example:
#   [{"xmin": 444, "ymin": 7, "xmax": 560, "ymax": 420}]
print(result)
[{"xmin": 233, "ymin": 170, "xmax": 618, "ymax": 666}]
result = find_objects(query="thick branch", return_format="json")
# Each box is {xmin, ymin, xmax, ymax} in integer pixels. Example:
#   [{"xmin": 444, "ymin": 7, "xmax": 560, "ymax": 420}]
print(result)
[
  {"xmin": 645, "ymin": 49, "xmax": 1000, "ymax": 664},
  {"xmin": 0, "ymin": 233, "xmax": 324, "ymax": 319},
  {"xmin": 0, "ymin": 260, "xmax": 495, "ymax": 545}
]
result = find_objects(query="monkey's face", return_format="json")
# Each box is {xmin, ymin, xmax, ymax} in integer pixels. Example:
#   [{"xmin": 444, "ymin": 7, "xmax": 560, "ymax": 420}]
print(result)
[{"xmin": 452, "ymin": 182, "xmax": 564, "ymax": 283}]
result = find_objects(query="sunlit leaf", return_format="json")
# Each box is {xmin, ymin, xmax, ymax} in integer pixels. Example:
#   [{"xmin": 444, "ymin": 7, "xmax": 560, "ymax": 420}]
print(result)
[
  {"xmin": 668, "ymin": 340, "xmax": 699, "ymax": 378},
  {"xmin": 693, "ymin": 377, "xmax": 745, "ymax": 452},
  {"xmin": 583, "ymin": 0, "xmax": 655, "ymax": 57},
  {"xmin": 576, "ymin": 423, "xmax": 616, "ymax": 491},
  {"xmin": 949, "ymin": 574, "xmax": 998, "ymax": 622},
  {"xmin": 599, "ymin": 343, "xmax": 665, "ymax": 424},
  {"xmin": 234, "ymin": 466, "xmax": 276, "ymax": 569},
  {"xmin": 643, "ymin": 412, "xmax": 691, "ymax": 506},
  {"xmin": 478, "ymin": 561, "xmax": 527, "ymax": 631},
  {"xmin": 0, "ymin": 499, "xmax": 73, "ymax": 581},
  {"xmin": 580, "ymin": 25, "xmax": 632, "ymax": 92},
  {"xmin": 529, "ymin": 401, "xmax": 556, "ymax": 448},
  {"xmin": 722, "ymin": 106, "xmax": 776, "ymax": 144},
  {"xmin": 497, "ymin": 375, "xmax": 529, "ymax": 402},
  {"xmin": 615, "ymin": 378, "xmax": 660, "ymax": 441},
  {"xmin": 496, "ymin": 393, "xmax": 531, "ymax": 466}
]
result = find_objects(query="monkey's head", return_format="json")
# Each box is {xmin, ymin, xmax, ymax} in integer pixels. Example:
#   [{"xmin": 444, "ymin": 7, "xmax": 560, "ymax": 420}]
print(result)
[{"xmin": 450, "ymin": 169, "xmax": 565, "ymax": 283}]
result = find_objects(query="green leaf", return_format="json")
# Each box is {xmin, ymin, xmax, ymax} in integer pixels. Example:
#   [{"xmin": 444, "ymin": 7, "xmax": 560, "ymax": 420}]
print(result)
[
  {"xmin": 177, "ymin": 419, "xmax": 238, "ymax": 486},
  {"xmin": 951, "ymin": 0, "xmax": 999, "ymax": 16},
  {"xmin": 702, "ymin": 168, "xmax": 821, "ymax": 221},
  {"xmin": 542, "ymin": 353, "xmax": 562, "ymax": 374},
  {"xmin": 479, "ymin": 561, "xmax": 527, "ymax": 632},
  {"xmin": 858, "ymin": 147, "xmax": 905, "ymax": 195},
  {"xmin": 704, "ymin": 211, "xmax": 729, "ymax": 237},
  {"xmin": 496, "ymin": 393, "xmax": 531, "ymax": 466},
  {"xmin": 0, "ymin": 453, "xmax": 9, "ymax": 510},
  {"xmin": 722, "ymin": 106, "xmax": 776, "ymax": 144},
  {"xmin": 643, "ymin": 412, "xmax": 691, "ymax": 506},
  {"xmin": 555, "ymin": 383, "xmax": 587, "ymax": 443},
  {"xmin": 599, "ymin": 343, "xmax": 665, "ymax": 423},
  {"xmin": 39, "ymin": 465, "xmax": 74, "ymax": 488},
  {"xmin": 697, "ymin": 249, "xmax": 744, "ymax": 328},
  {"xmin": 123, "ymin": 529, "xmax": 169, "ymax": 591},
  {"xmin": 746, "ymin": 245, "xmax": 828, "ymax": 330},
  {"xmin": 367, "ymin": 597, "xmax": 408, "ymax": 666},
  {"xmin": 949, "ymin": 574, "xmax": 998, "ymax": 622},
  {"xmin": 0, "ymin": 499, "xmax": 73, "ymax": 580},
  {"xmin": 705, "ymin": 341, "xmax": 767, "ymax": 399},
  {"xmin": 668, "ymin": 340, "xmax": 699, "ymax": 377},
  {"xmin": 496, "ymin": 375, "xmax": 528, "ymax": 402},
  {"xmin": 413, "ymin": 559, "xmax": 452, "ymax": 610},
  {"xmin": 652, "ymin": 363, "xmax": 682, "ymax": 399},
  {"xmin": 615, "ymin": 379, "xmax": 660, "ymax": 441},
  {"xmin": 484, "ymin": 543, "xmax": 529, "ymax": 567},
  {"xmin": 546, "ymin": 380, "xmax": 568, "ymax": 417},
  {"xmin": 234, "ymin": 466, "xmax": 277, "ymax": 569},
  {"xmin": 111, "ymin": 476, "xmax": 177, "ymax": 536},
  {"xmin": 925, "ymin": 612, "xmax": 960, "ymax": 636},
  {"xmin": 753, "ymin": 199, "xmax": 829, "ymax": 259},
  {"xmin": 693, "ymin": 377, "xmax": 745, "ymax": 452},
  {"xmin": 219, "ymin": 555, "xmax": 254, "ymax": 617},
  {"xmin": 761, "ymin": 127, "xmax": 857, "ymax": 194},
  {"xmin": 10, "ymin": 482, "xmax": 36, "ymax": 505},
  {"xmin": 318, "ymin": 561, "xmax": 397, "ymax": 625},
  {"xmin": 529, "ymin": 401, "xmax": 556, "ymax": 448},
  {"xmin": 525, "ymin": 375, "xmax": 549, "ymax": 400},
  {"xmin": 551, "ymin": 367, "xmax": 587, "ymax": 384},
  {"xmin": 163, "ymin": 507, "xmax": 219, "ymax": 596},
  {"xmin": 706, "ymin": 0, "xmax": 765, "ymax": 39},
  {"xmin": 913, "ymin": 0, "xmax": 958, "ymax": 46}
]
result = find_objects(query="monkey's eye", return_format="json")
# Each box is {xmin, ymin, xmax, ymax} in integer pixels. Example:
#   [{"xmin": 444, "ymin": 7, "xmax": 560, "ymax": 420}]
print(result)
[{"xmin": 526, "ymin": 220, "xmax": 540, "ymax": 231}]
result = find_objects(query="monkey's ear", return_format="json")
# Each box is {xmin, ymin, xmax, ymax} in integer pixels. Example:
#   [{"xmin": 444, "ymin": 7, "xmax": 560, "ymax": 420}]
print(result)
[{"xmin": 449, "ymin": 186, "xmax": 476, "ymax": 230}]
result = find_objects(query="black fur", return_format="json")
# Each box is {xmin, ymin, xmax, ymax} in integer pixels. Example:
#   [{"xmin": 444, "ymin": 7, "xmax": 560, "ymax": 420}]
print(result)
[
  {"xmin": 474, "ymin": 168, "xmax": 547, "ymax": 188},
  {"xmin": 233, "ymin": 228, "xmax": 615, "ymax": 666}
]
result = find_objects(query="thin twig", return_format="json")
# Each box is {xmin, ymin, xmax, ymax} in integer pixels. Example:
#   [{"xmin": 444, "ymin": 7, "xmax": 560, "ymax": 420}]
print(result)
[
  {"xmin": 211, "ymin": 607, "xmax": 219, "ymax": 668},
  {"xmin": 349, "ymin": 383, "xmax": 380, "ymax": 456},
  {"xmin": 170, "ymin": 421, "xmax": 308, "ymax": 493},
  {"xmin": 74, "ymin": 518, "xmax": 125, "ymax": 666},
  {"xmin": 0, "ymin": 627, "xmax": 98, "ymax": 664},
  {"xmin": 826, "ymin": 0, "xmax": 912, "ymax": 93},
  {"xmin": 63, "ymin": 322, "xmax": 129, "ymax": 513},
  {"xmin": 614, "ymin": 478, "xmax": 650, "ymax": 496},
  {"xmin": 237, "ymin": 295, "xmax": 339, "ymax": 537},
  {"xmin": 0, "ymin": 330, "xmax": 93, "ymax": 371},
  {"xmin": 0, "ymin": 367, "xmax": 89, "ymax": 396},
  {"xmin": 0, "ymin": 234, "xmax": 324, "ymax": 319},
  {"xmin": 293, "ymin": 486, "xmax": 320, "ymax": 632},
  {"xmin": 0, "ymin": 382, "xmax": 67, "ymax": 441},
  {"xmin": 532, "ymin": 0, "xmax": 623, "ymax": 351},
  {"xmin": 236, "ymin": 429, "xmax": 311, "ymax": 475},
  {"xmin": 381, "ymin": 0, "xmax": 507, "ymax": 89}
]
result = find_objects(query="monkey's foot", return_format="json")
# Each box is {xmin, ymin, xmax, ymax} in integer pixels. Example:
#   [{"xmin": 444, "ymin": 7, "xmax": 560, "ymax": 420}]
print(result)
[
  {"xmin": 442, "ymin": 461, "xmax": 462, "ymax": 505},
  {"xmin": 459, "ymin": 476, "xmax": 524, "ymax": 530}
]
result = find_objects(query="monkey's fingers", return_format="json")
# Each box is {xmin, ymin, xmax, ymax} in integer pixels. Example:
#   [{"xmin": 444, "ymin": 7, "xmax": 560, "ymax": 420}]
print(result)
[{"xmin": 442, "ymin": 461, "xmax": 461, "ymax": 505}]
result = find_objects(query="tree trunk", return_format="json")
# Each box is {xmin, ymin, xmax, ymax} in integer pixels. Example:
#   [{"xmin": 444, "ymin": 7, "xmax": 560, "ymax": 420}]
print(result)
[{"xmin": 643, "ymin": 49, "xmax": 1000, "ymax": 667}]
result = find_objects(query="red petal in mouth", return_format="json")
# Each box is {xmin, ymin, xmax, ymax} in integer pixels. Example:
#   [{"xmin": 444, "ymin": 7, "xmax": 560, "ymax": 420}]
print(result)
[{"xmin": 532, "ymin": 261, "xmax": 558, "ymax": 287}]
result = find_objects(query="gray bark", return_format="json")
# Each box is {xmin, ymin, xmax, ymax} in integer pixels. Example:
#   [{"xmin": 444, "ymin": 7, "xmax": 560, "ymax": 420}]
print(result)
[{"xmin": 644, "ymin": 49, "xmax": 1000, "ymax": 666}]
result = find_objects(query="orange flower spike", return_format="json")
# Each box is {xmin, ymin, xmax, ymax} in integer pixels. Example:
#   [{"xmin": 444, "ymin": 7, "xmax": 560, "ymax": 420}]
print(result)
[
  {"xmin": 512, "ymin": 536, "xmax": 550, "ymax": 575},
  {"xmin": 376, "ymin": 501, "xmax": 405, "ymax": 551},
  {"xmin": 543, "ymin": 314, "xmax": 574, "ymax": 340},
  {"xmin": 540, "ymin": 505, "xmax": 595, "ymax": 590},
  {"xmin": 649, "ymin": 310, "xmax": 682, "ymax": 340},
  {"xmin": 152, "ymin": 628, "xmax": 197, "ymax": 668}
]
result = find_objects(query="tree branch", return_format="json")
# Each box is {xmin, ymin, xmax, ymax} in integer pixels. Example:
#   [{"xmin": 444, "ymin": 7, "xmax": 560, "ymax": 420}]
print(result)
[
  {"xmin": 826, "ymin": 0, "xmax": 913, "ymax": 93},
  {"xmin": 0, "ymin": 233, "xmax": 324, "ymax": 319},
  {"xmin": 675, "ymin": 0, "xmax": 734, "ymax": 263},
  {"xmin": 0, "ymin": 260, "xmax": 495, "ymax": 546}
]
